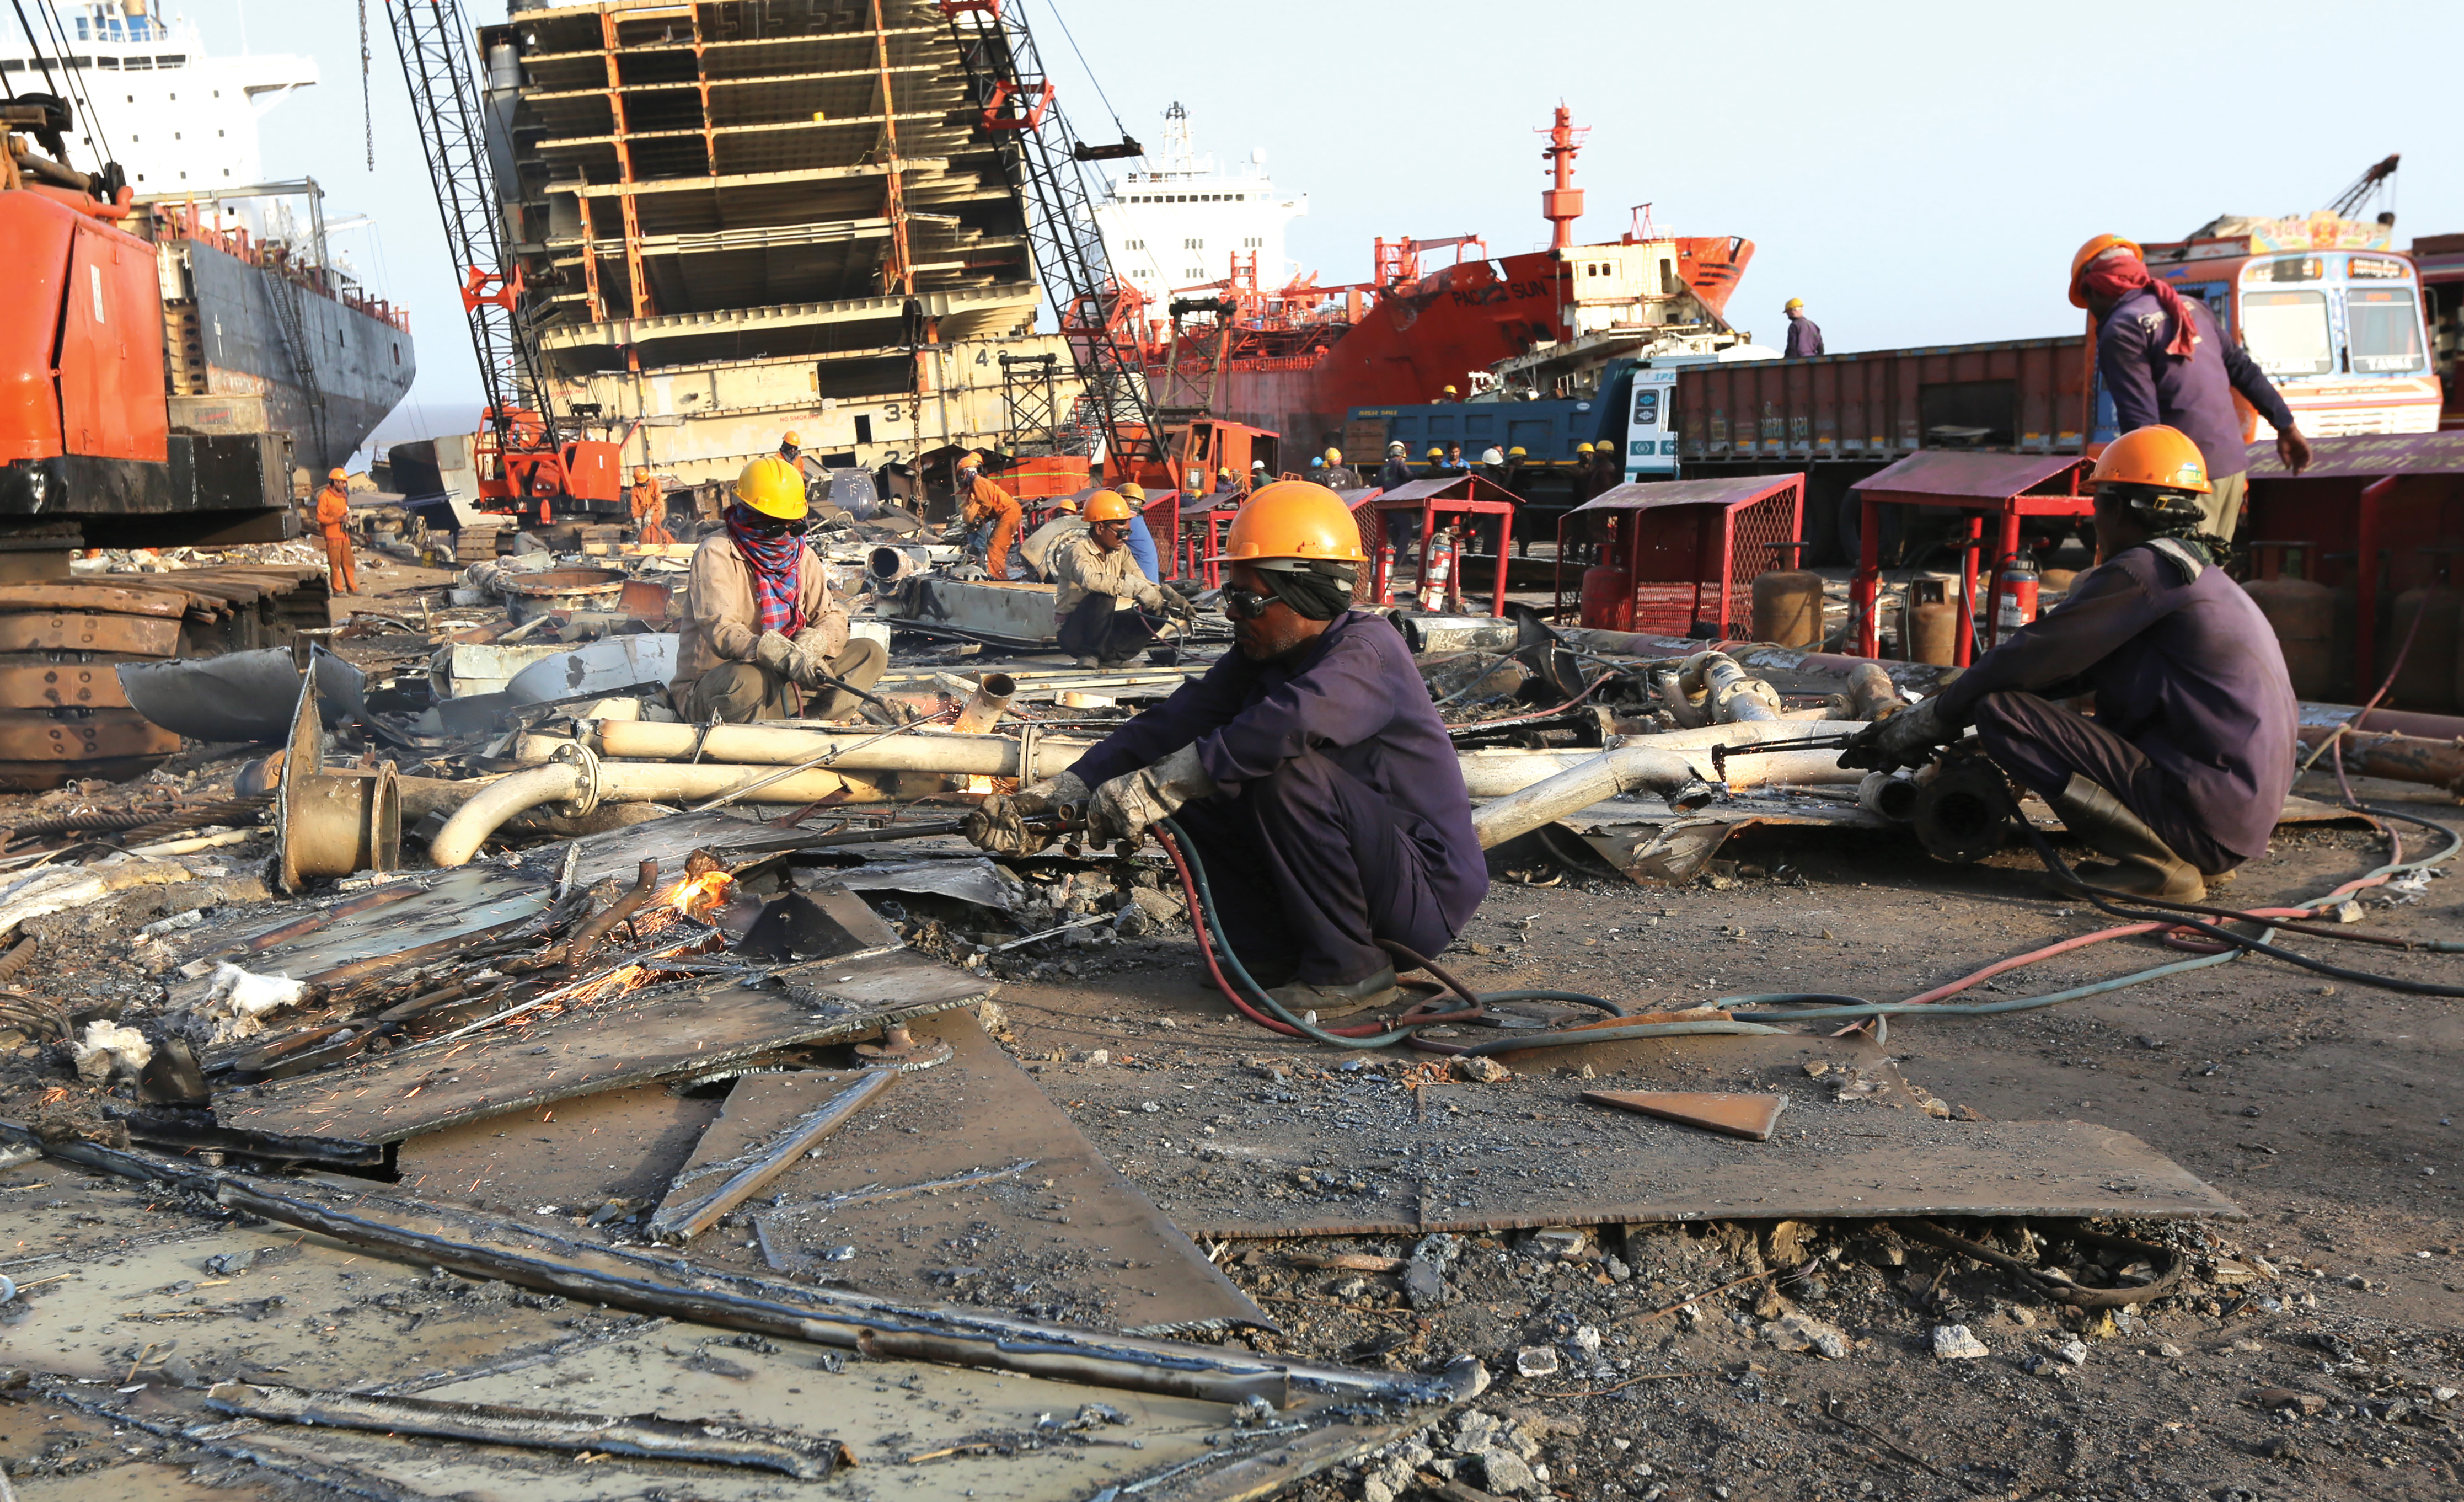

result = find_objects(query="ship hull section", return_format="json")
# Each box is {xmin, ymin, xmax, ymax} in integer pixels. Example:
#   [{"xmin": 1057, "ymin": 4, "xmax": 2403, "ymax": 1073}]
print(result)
[{"xmin": 183, "ymin": 239, "xmax": 416, "ymax": 474}]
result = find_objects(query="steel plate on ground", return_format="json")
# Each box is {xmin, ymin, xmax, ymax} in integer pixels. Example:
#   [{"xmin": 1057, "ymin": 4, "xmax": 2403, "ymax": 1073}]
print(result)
[
  {"xmin": 0, "ymin": 707, "xmax": 182, "ymax": 765},
  {"xmin": 0, "ymin": 612, "xmax": 183, "ymax": 655},
  {"xmin": 0, "ymin": 584, "xmax": 190, "ymax": 617},
  {"xmin": 0, "ymin": 652, "xmax": 146, "ymax": 710}
]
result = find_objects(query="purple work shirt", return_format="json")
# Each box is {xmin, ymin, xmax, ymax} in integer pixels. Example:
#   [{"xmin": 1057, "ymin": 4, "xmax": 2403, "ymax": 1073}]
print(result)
[
  {"xmin": 1070, "ymin": 610, "xmax": 1488, "ymax": 929},
  {"xmin": 1783, "ymin": 314, "xmax": 1824, "ymax": 358},
  {"xmin": 2097, "ymin": 291, "xmax": 2297, "ymax": 481},
  {"xmin": 1933, "ymin": 542, "xmax": 2296, "ymax": 861}
]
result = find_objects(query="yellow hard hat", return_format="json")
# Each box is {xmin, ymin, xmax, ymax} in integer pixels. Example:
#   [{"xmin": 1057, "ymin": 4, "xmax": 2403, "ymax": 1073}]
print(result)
[
  {"xmin": 1224, "ymin": 482, "xmax": 1369, "ymax": 565},
  {"xmin": 733, "ymin": 455, "xmax": 808, "ymax": 520},
  {"xmin": 1218, "ymin": 467, "xmax": 1232, "ymax": 478},
  {"xmin": 780, "ymin": 431, "xmax": 802, "ymax": 447},
  {"xmin": 1784, "ymin": 297, "xmax": 1804, "ymax": 312},
  {"xmin": 1443, "ymin": 385, "xmax": 1458, "ymax": 397},
  {"xmin": 1425, "ymin": 447, "xmax": 1443, "ymax": 459},
  {"xmin": 327, "ymin": 467, "xmax": 347, "ymax": 482},
  {"xmin": 1117, "ymin": 482, "xmax": 1147, "ymax": 502},
  {"xmin": 1084, "ymin": 490, "xmax": 1135, "ymax": 523},
  {"xmin": 1507, "ymin": 446, "xmax": 1526, "ymax": 457},
  {"xmin": 1576, "ymin": 442, "xmax": 1595, "ymax": 454},
  {"xmin": 1323, "ymin": 447, "xmax": 1342, "ymax": 464}
]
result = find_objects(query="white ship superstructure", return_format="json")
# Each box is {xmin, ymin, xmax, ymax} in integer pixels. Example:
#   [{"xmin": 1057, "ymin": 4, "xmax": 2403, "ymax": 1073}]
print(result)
[
  {"xmin": 0, "ymin": 1, "xmax": 314, "ymax": 193},
  {"xmin": 1093, "ymin": 102, "xmax": 1305, "ymax": 296}
]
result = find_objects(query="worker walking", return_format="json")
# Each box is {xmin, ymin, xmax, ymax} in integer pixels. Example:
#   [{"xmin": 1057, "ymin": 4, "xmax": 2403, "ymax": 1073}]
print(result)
[
  {"xmin": 967, "ymin": 482, "xmax": 1486, "ymax": 1017},
  {"xmin": 669, "ymin": 456, "xmax": 887, "ymax": 723},
  {"xmin": 1839, "ymin": 426, "xmax": 2295, "ymax": 902},
  {"xmin": 1320, "ymin": 447, "xmax": 1360, "ymax": 490},
  {"xmin": 1783, "ymin": 297, "xmax": 1824, "ymax": 357},
  {"xmin": 629, "ymin": 466, "xmax": 674, "ymax": 547},
  {"xmin": 1046, "ymin": 491, "xmax": 1187, "ymax": 669},
  {"xmin": 955, "ymin": 451, "xmax": 1023, "ymax": 580},
  {"xmin": 2072, "ymin": 234, "xmax": 2311, "ymax": 541},
  {"xmin": 314, "ymin": 467, "xmax": 357, "ymax": 596}
]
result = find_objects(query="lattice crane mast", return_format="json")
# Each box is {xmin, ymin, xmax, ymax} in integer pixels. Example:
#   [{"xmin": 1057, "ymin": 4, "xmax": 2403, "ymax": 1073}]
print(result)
[
  {"xmin": 2323, "ymin": 153, "xmax": 2401, "ymax": 222},
  {"xmin": 938, "ymin": 1, "xmax": 1161, "ymax": 479}
]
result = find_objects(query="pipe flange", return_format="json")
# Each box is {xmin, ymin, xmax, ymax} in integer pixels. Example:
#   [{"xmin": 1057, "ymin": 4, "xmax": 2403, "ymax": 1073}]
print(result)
[{"xmin": 550, "ymin": 741, "xmax": 604, "ymax": 820}]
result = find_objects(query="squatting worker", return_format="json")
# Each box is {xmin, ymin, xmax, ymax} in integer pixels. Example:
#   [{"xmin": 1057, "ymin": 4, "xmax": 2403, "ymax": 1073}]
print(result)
[
  {"xmin": 967, "ymin": 482, "xmax": 1486, "ymax": 1018},
  {"xmin": 1046, "ymin": 490, "xmax": 1187, "ymax": 669},
  {"xmin": 670, "ymin": 456, "xmax": 886, "ymax": 723},
  {"xmin": 1839, "ymin": 426, "xmax": 2295, "ymax": 902},
  {"xmin": 2072, "ymin": 233, "xmax": 2311, "ymax": 542},
  {"xmin": 629, "ymin": 466, "xmax": 673, "ymax": 547},
  {"xmin": 955, "ymin": 451, "xmax": 1022, "ymax": 579},
  {"xmin": 313, "ymin": 467, "xmax": 356, "ymax": 595}
]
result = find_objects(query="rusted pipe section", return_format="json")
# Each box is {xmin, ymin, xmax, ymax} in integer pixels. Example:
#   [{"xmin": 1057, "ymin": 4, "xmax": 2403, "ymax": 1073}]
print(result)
[
  {"xmin": 2296, "ymin": 726, "xmax": 2464, "ymax": 794},
  {"xmin": 949, "ymin": 672, "xmax": 1016, "ymax": 733},
  {"xmin": 1838, "ymin": 661, "xmax": 1903, "ymax": 721},
  {"xmin": 1858, "ymin": 771, "xmax": 1919, "ymax": 821},
  {"xmin": 1682, "ymin": 650, "xmax": 1782, "ymax": 723}
]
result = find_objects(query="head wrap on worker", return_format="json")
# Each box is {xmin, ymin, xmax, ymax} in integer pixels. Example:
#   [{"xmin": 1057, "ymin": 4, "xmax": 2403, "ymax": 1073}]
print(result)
[
  {"xmin": 2076, "ymin": 250, "xmax": 2200, "ymax": 360},
  {"xmin": 724, "ymin": 504, "xmax": 807, "ymax": 637}
]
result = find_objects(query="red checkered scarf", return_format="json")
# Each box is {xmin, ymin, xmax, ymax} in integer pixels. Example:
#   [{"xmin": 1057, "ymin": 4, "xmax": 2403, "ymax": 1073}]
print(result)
[
  {"xmin": 724, "ymin": 502, "xmax": 807, "ymax": 637},
  {"xmin": 2080, "ymin": 253, "xmax": 2201, "ymax": 360}
]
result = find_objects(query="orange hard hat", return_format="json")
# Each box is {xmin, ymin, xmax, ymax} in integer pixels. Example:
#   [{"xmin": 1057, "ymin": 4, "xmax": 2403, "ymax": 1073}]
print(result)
[
  {"xmin": 1084, "ymin": 490, "xmax": 1135, "ymax": 523},
  {"xmin": 1052, "ymin": 494, "xmax": 1081, "ymax": 513},
  {"xmin": 2090, "ymin": 425, "xmax": 2211, "ymax": 494},
  {"xmin": 961, "ymin": 450, "xmax": 985, "ymax": 468},
  {"xmin": 327, "ymin": 467, "xmax": 347, "ymax": 482},
  {"xmin": 1116, "ymin": 483, "xmax": 1147, "ymax": 502},
  {"xmin": 633, "ymin": 465, "xmax": 650, "ymax": 480},
  {"xmin": 2068, "ymin": 233, "xmax": 2144, "ymax": 309},
  {"xmin": 1223, "ymin": 482, "xmax": 1368, "ymax": 565},
  {"xmin": 780, "ymin": 431, "xmax": 802, "ymax": 447}
]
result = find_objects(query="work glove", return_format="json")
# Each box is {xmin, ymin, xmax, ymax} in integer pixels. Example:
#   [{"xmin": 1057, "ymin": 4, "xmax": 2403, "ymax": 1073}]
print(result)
[
  {"xmin": 752, "ymin": 630, "xmax": 796, "ymax": 678},
  {"xmin": 784, "ymin": 632, "xmax": 837, "ymax": 689},
  {"xmin": 1085, "ymin": 743, "xmax": 1218, "ymax": 849},
  {"xmin": 1836, "ymin": 698, "xmax": 1952, "ymax": 774},
  {"xmin": 965, "ymin": 770, "xmax": 1089, "ymax": 857}
]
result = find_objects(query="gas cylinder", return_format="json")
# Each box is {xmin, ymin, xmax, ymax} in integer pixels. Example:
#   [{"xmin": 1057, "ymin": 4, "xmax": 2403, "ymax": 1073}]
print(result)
[
  {"xmin": 1906, "ymin": 576, "xmax": 1959, "ymax": 666},
  {"xmin": 2321, "ymin": 552, "xmax": 2360, "ymax": 703},
  {"xmin": 1418, "ymin": 526, "xmax": 1457, "ymax": 612},
  {"xmin": 2240, "ymin": 542, "xmax": 2334, "ymax": 702},
  {"xmin": 1580, "ymin": 563, "xmax": 1635, "ymax": 630},
  {"xmin": 2385, "ymin": 550, "xmax": 2462, "ymax": 713},
  {"xmin": 1995, "ymin": 553, "xmax": 2040, "ymax": 635},
  {"xmin": 1749, "ymin": 540, "xmax": 1823, "ymax": 647}
]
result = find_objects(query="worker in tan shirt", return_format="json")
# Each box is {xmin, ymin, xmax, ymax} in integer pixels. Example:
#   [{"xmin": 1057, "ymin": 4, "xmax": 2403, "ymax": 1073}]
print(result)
[
  {"xmin": 313, "ymin": 467, "xmax": 357, "ymax": 595},
  {"xmin": 956, "ymin": 452, "xmax": 1022, "ymax": 580},
  {"xmin": 1049, "ymin": 491, "xmax": 1186, "ymax": 667},
  {"xmin": 629, "ymin": 466, "xmax": 674, "ymax": 546},
  {"xmin": 669, "ymin": 456, "xmax": 886, "ymax": 722}
]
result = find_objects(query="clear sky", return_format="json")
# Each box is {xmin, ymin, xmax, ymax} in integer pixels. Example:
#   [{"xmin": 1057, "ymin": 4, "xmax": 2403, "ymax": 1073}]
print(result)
[{"xmin": 111, "ymin": 0, "xmax": 2464, "ymax": 448}]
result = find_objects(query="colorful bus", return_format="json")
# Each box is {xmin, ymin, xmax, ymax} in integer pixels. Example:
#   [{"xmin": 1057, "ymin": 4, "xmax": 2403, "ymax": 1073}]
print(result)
[{"xmin": 2134, "ymin": 212, "xmax": 2442, "ymax": 441}]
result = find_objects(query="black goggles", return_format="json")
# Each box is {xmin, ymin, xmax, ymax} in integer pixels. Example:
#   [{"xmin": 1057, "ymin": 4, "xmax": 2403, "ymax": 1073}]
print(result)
[{"xmin": 1222, "ymin": 582, "xmax": 1277, "ymax": 620}]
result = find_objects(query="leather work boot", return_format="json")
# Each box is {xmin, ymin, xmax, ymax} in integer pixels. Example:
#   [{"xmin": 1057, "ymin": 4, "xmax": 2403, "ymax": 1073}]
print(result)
[
  {"xmin": 1265, "ymin": 966, "xmax": 1402, "ymax": 1021},
  {"xmin": 1197, "ymin": 953, "xmax": 1298, "ymax": 993},
  {"xmin": 2046, "ymin": 774, "xmax": 2207, "ymax": 902}
]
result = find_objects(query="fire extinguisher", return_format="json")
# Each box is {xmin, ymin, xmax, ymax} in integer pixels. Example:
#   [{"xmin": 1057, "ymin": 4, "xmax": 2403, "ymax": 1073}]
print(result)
[
  {"xmin": 1996, "ymin": 553, "xmax": 2040, "ymax": 634},
  {"xmin": 1419, "ymin": 526, "xmax": 1456, "ymax": 612},
  {"xmin": 1375, "ymin": 538, "xmax": 1396, "ymax": 606}
]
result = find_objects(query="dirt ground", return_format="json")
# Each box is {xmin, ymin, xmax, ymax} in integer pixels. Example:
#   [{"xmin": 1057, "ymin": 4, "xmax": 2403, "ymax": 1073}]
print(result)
[{"xmin": 1, "ymin": 549, "xmax": 2459, "ymax": 1501}]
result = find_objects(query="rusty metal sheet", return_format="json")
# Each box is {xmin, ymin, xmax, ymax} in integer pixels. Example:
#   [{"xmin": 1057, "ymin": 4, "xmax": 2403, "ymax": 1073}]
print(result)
[
  {"xmin": 214, "ymin": 952, "xmax": 994, "ymax": 1146},
  {"xmin": 0, "ymin": 584, "xmax": 190, "ymax": 617},
  {"xmin": 394, "ymin": 1084, "xmax": 726, "ymax": 1214},
  {"xmin": 1855, "ymin": 449, "xmax": 2091, "ymax": 505},
  {"xmin": 1090, "ymin": 1036, "xmax": 2241, "ymax": 1240},
  {"xmin": 0, "ymin": 654, "xmax": 139, "ymax": 710},
  {"xmin": 0, "ymin": 707, "xmax": 181, "ymax": 763},
  {"xmin": 2245, "ymin": 429, "xmax": 2464, "ymax": 480},
  {"xmin": 0, "ymin": 611, "xmax": 181, "ymax": 655},
  {"xmin": 672, "ymin": 1012, "xmax": 1274, "ymax": 1335}
]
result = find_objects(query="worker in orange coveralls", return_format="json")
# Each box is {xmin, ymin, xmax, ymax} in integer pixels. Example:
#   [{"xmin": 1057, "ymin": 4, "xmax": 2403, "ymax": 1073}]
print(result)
[
  {"xmin": 956, "ymin": 451, "xmax": 1023, "ymax": 580},
  {"xmin": 630, "ymin": 466, "xmax": 674, "ymax": 546},
  {"xmin": 313, "ymin": 467, "xmax": 357, "ymax": 595}
]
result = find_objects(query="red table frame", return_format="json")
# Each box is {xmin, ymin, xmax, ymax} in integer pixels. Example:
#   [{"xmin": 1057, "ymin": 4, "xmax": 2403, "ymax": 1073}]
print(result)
[
  {"xmin": 1368, "ymin": 495, "xmax": 1515, "ymax": 616},
  {"xmin": 1851, "ymin": 462, "xmax": 2095, "ymax": 663}
]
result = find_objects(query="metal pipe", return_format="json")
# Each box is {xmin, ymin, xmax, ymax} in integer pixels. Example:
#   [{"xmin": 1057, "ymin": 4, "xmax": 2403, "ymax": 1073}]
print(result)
[
  {"xmin": 430, "ymin": 761, "xmax": 913, "ymax": 867},
  {"xmin": 2295, "ymin": 725, "xmax": 2464, "ymax": 794},
  {"xmin": 1469, "ymin": 745, "xmax": 1701, "ymax": 847},
  {"xmin": 1858, "ymin": 771, "xmax": 1919, "ymax": 820},
  {"xmin": 572, "ymin": 722, "xmax": 1092, "ymax": 778},
  {"xmin": 1683, "ymin": 650, "xmax": 1781, "ymax": 723},
  {"xmin": 1391, "ymin": 614, "xmax": 1522, "ymax": 653},
  {"xmin": 949, "ymin": 672, "xmax": 1015, "ymax": 733}
]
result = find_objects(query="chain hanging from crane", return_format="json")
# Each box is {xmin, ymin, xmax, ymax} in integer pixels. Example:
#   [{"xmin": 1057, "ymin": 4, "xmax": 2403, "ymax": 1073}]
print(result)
[
  {"xmin": 938, "ymin": 1, "xmax": 1159, "ymax": 478},
  {"xmin": 360, "ymin": 0, "xmax": 374, "ymax": 171},
  {"xmin": 382, "ymin": 0, "xmax": 554, "ymax": 446}
]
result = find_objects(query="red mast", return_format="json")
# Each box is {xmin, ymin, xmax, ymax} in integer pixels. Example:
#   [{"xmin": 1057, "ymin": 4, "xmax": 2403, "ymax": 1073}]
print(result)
[{"xmin": 1539, "ymin": 104, "xmax": 1588, "ymax": 252}]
